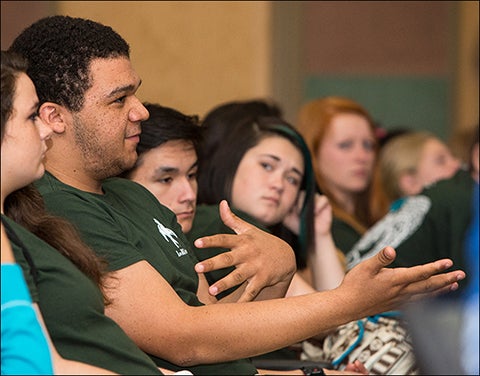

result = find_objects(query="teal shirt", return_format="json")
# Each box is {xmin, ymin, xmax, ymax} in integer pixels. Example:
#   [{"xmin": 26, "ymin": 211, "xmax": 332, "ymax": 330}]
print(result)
[
  {"xmin": 1, "ymin": 263, "xmax": 53, "ymax": 375},
  {"xmin": 36, "ymin": 172, "xmax": 258, "ymax": 375},
  {"xmin": 1, "ymin": 215, "xmax": 162, "ymax": 375}
]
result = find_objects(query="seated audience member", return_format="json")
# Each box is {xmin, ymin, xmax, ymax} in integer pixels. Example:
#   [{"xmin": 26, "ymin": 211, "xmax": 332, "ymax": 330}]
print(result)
[
  {"xmin": 372, "ymin": 130, "xmax": 460, "ymax": 213},
  {"xmin": 296, "ymin": 96, "xmax": 383, "ymax": 254},
  {"xmin": 11, "ymin": 15, "xmax": 466, "ymax": 376},
  {"xmin": 1, "ymin": 49, "xmax": 162, "ymax": 375},
  {"xmin": 345, "ymin": 127, "xmax": 478, "ymax": 294},
  {"xmin": 197, "ymin": 98, "xmax": 340, "ymax": 282},
  {"xmin": 402, "ymin": 127, "xmax": 479, "ymax": 375}
]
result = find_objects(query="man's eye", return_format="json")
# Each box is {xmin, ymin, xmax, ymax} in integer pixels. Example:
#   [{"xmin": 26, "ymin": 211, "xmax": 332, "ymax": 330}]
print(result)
[{"xmin": 114, "ymin": 96, "xmax": 127, "ymax": 104}]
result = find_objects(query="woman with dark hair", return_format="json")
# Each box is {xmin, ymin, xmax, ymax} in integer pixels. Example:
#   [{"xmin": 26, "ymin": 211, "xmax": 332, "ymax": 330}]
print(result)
[{"xmin": 191, "ymin": 115, "xmax": 345, "ymax": 297}]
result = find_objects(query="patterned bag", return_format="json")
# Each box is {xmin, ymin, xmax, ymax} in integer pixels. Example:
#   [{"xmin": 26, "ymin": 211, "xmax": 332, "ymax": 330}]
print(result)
[{"xmin": 300, "ymin": 313, "xmax": 418, "ymax": 375}]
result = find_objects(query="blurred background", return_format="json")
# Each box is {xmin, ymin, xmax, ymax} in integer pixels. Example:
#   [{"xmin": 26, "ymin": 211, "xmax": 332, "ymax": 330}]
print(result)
[{"xmin": 2, "ymin": 1, "xmax": 478, "ymax": 162}]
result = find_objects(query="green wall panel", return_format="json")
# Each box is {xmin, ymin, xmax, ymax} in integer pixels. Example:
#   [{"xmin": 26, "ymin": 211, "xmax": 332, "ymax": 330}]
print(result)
[{"xmin": 304, "ymin": 76, "xmax": 451, "ymax": 140}]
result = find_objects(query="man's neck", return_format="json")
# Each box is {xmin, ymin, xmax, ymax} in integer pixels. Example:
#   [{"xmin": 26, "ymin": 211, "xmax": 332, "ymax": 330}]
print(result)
[{"xmin": 46, "ymin": 164, "xmax": 104, "ymax": 194}]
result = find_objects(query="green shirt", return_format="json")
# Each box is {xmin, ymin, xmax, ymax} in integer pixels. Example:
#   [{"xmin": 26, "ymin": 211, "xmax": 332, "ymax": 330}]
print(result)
[
  {"xmin": 1, "ymin": 215, "xmax": 162, "ymax": 375},
  {"xmin": 331, "ymin": 218, "xmax": 362, "ymax": 255},
  {"xmin": 345, "ymin": 169, "xmax": 474, "ymax": 293},
  {"xmin": 36, "ymin": 172, "xmax": 257, "ymax": 375}
]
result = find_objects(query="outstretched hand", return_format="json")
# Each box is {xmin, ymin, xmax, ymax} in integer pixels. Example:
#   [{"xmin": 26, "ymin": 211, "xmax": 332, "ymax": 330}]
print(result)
[
  {"xmin": 194, "ymin": 200, "xmax": 296, "ymax": 302},
  {"xmin": 338, "ymin": 246, "xmax": 466, "ymax": 318}
]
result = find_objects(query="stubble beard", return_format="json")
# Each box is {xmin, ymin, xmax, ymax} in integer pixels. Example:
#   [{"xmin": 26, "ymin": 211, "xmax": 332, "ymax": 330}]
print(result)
[{"xmin": 72, "ymin": 116, "xmax": 137, "ymax": 180}]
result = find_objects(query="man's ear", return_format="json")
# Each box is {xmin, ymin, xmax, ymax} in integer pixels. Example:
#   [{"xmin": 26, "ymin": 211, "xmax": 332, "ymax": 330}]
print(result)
[{"xmin": 38, "ymin": 102, "xmax": 67, "ymax": 133}]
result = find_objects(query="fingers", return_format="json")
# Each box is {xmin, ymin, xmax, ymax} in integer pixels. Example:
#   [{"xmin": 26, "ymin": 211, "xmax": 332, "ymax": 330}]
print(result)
[
  {"xmin": 365, "ymin": 246, "xmax": 396, "ymax": 272},
  {"xmin": 218, "ymin": 200, "xmax": 252, "ymax": 235},
  {"xmin": 394, "ymin": 257, "xmax": 456, "ymax": 287},
  {"xmin": 194, "ymin": 250, "xmax": 235, "ymax": 273},
  {"xmin": 194, "ymin": 233, "xmax": 240, "ymax": 252},
  {"xmin": 206, "ymin": 268, "xmax": 249, "ymax": 297},
  {"xmin": 406, "ymin": 268, "xmax": 465, "ymax": 297},
  {"xmin": 197, "ymin": 262, "xmax": 261, "ymax": 300},
  {"xmin": 236, "ymin": 280, "xmax": 261, "ymax": 303}
]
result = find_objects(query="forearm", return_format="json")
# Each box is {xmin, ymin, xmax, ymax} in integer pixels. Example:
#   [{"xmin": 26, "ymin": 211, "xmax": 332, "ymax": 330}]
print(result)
[
  {"xmin": 309, "ymin": 234, "xmax": 345, "ymax": 291},
  {"xmin": 115, "ymin": 289, "xmax": 355, "ymax": 366},
  {"xmin": 218, "ymin": 279, "xmax": 290, "ymax": 303}
]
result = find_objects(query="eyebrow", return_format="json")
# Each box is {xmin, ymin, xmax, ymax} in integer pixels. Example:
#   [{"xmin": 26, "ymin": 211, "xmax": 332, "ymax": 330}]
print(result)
[
  {"xmin": 262, "ymin": 154, "xmax": 303, "ymax": 176},
  {"xmin": 153, "ymin": 161, "xmax": 198, "ymax": 176},
  {"xmin": 106, "ymin": 79, "xmax": 142, "ymax": 99}
]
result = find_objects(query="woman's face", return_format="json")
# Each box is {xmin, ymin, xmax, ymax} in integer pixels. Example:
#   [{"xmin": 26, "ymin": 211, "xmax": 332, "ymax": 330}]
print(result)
[
  {"xmin": 231, "ymin": 135, "xmax": 304, "ymax": 226},
  {"xmin": 316, "ymin": 113, "xmax": 375, "ymax": 200},
  {"xmin": 413, "ymin": 137, "xmax": 460, "ymax": 190},
  {"xmin": 1, "ymin": 73, "xmax": 52, "ymax": 195}
]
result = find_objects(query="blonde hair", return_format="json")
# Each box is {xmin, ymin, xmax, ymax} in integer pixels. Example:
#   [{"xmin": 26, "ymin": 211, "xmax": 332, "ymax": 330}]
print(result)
[
  {"xmin": 297, "ymin": 96, "xmax": 378, "ymax": 234},
  {"xmin": 376, "ymin": 131, "xmax": 436, "ymax": 203}
]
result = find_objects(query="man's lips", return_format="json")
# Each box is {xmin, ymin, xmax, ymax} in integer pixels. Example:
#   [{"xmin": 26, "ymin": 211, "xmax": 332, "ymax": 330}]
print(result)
[{"xmin": 126, "ymin": 134, "xmax": 140, "ymax": 143}]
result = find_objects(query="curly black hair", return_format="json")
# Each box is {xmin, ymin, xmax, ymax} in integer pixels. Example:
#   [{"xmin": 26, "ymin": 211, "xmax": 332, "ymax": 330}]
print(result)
[{"xmin": 9, "ymin": 15, "xmax": 130, "ymax": 112}]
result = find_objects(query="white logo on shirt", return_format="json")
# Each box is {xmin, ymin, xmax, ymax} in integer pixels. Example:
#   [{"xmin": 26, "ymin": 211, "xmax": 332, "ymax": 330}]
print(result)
[{"xmin": 153, "ymin": 218, "xmax": 188, "ymax": 257}]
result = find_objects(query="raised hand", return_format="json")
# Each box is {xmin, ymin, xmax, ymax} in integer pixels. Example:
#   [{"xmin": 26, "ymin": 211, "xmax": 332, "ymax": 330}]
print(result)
[
  {"xmin": 337, "ymin": 246, "xmax": 466, "ymax": 318},
  {"xmin": 194, "ymin": 200, "xmax": 296, "ymax": 302}
]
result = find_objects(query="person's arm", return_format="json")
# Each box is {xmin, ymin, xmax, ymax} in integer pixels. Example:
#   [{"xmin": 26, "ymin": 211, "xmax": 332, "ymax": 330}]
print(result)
[
  {"xmin": 1, "ymin": 223, "xmax": 54, "ymax": 375},
  {"xmin": 283, "ymin": 193, "xmax": 345, "ymax": 293},
  {"xmin": 104, "ymin": 211, "xmax": 465, "ymax": 367},
  {"xmin": 307, "ymin": 195, "xmax": 345, "ymax": 291}
]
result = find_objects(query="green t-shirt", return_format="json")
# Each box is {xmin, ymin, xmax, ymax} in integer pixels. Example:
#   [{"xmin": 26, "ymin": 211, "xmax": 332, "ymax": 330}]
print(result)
[
  {"xmin": 344, "ymin": 169, "xmax": 474, "ymax": 293},
  {"xmin": 331, "ymin": 218, "xmax": 362, "ymax": 255},
  {"xmin": 1, "ymin": 215, "xmax": 162, "ymax": 375},
  {"xmin": 36, "ymin": 172, "xmax": 257, "ymax": 375}
]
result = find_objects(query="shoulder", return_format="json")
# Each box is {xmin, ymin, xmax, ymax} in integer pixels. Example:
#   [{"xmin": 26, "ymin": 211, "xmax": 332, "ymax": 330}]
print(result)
[
  {"xmin": 188, "ymin": 204, "xmax": 225, "ymax": 239},
  {"xmin": 421, "ymin": 169, "xmax": 475, "ymax": 214}
]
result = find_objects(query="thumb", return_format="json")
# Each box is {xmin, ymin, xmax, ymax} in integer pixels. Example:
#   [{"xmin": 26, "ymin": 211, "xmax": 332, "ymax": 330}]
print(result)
[
  {"xmin": 218, "ymin": 200, "xmax": 253, "ymax": 235},
  {"xmin": 374, "ymin": 246, "xmax": 397, "ymax": 270}
]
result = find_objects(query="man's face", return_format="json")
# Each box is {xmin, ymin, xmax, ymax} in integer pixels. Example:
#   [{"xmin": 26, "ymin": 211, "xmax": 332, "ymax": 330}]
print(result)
[
  {"xmin": 71, "ymin": 57, "xmax": 149, "ymax": 180},
  {"xmin": 129, "ymin": 140, "xmax": 198, "ymax": 233}
]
